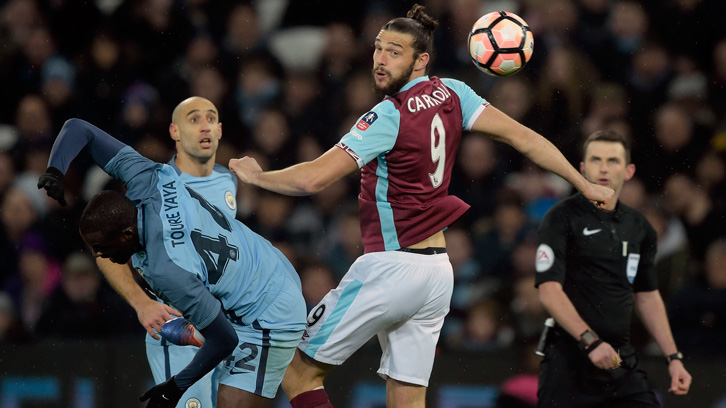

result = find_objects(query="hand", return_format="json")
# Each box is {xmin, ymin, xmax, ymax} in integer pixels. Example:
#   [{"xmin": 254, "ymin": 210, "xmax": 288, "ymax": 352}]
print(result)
[
  {"xmin": 160, "ymin": 317, "xmax": 205, "ymax": 347},
  {"xmin": 667, "ymin": 360, "xmax": 691, "ymax": 395},
  {"xmin": 588, "ymin": 341, "xmax": 621, "ymax": 370},
  {"xmin": 137, "ymin": 299, "xmax": 182, "ymax": 340},
  {"xmin": 582, "ymin": 183, "xmax": 614, "ymax": 210},
  {"xmin": 37, "ymin": 167, "xmax": 67, "ymax": 206},
  {"xmin": 140, "ymin": 376, "xmax": 184, "ymax": 408},
  {"xmin": 229, "ymin": 157, "xmax": 262, "ymax": 185}
]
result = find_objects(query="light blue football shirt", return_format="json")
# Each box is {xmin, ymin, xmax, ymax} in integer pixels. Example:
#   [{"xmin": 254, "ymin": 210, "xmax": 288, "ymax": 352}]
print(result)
[
  {"xmin": 103, "ymin": 147, "xmax": 302, "ymax": 330},
  {"xmin": 168, "ymin": 155, "xmax": 238, "ymax": 220}
]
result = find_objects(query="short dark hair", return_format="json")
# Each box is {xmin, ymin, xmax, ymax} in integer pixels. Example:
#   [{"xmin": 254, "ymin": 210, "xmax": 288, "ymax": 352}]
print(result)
[
  {"xmin": 582, "ymin": 130, "xmax": 632, "ymax": 163},
  {"xmin": 79, "ymin": 190, "xmax": 136, "ymax": 239},
  {"xmin": 382, "ymin": 4, "xmax": 438, "ymax": 71}
]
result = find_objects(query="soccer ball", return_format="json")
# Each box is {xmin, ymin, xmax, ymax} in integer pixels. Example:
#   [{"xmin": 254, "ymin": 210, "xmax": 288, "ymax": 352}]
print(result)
[{"xmin": 468, "ymin": 11, "xmax": 534, "ymax": 76}]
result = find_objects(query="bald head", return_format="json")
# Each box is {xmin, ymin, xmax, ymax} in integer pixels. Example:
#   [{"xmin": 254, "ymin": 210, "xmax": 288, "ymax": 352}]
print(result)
[{"xmin": 171, "ymin": 96, "xmax": 217, "ymax": 125}]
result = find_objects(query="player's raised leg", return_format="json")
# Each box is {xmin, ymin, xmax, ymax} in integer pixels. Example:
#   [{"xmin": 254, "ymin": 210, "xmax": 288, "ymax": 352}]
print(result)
[
  {"xmin": 284, "ymin": 350, "xmax": 334, "ymax": 407},
  {"xmin": 386, "ymin": 378, "xmax": 425, "ymax": 408}
]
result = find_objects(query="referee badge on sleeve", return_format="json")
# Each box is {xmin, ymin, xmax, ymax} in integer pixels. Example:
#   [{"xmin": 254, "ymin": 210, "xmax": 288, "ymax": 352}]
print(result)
[
  {"xmin": 626, "ymin": 253, "xmax": 640, "ymax": 283},
  {"xmin": 536, "ymin": 244, "xmax": 555, "ymax": 272}
]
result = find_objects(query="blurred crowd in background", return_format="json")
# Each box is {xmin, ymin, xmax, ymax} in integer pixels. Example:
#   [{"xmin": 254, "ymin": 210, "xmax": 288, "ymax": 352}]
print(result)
[{"xmin": 1, "ymin": 0, "xmax": 725, "ymax": 367}]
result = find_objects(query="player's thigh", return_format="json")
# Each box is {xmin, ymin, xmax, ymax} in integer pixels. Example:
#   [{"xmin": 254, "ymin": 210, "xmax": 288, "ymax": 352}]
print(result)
[
  {"xmin": 299, "ymin": 252, "xmax": 436, "ymax": 365},
  {"xmin": 218, "ymin": 322, "xmax": 302, "ymax": 399},
  {"xmin": 217, "ymin": 384, "xmax": 274, "ymax": 408},
  {"xmin": 146, "ymin": 337, "xmax": 216, "ymax": 408},
  {"xmin": 378, "ymin": 254, "xmax": 453, "ymax": 386},
  {"xmin": 301, "ymin": 251, "xmax": 453, "ymax": 374}
]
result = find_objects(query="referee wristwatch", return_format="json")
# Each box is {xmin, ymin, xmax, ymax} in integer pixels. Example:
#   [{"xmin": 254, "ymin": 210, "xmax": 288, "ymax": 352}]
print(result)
[
  {"xmin": 666, "ymin": 351, "xmax": 684, "ymax": 365},
  {"xmin": 578, "ymin": 329, "xmax": 602, "ymax": 353}
]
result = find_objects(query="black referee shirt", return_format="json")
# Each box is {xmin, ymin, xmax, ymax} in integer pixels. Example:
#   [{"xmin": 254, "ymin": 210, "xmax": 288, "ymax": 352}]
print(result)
[{"xmin": 535, "ymin": 193, "xmax": 658, "ymax": 348}]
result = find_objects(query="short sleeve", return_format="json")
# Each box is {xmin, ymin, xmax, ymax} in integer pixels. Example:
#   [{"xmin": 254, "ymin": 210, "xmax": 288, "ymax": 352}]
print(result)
[
  {"xmin": 632, "ymin": 218, "xmax": 659, "ymax": 292},
  {"xmin": 336, "ymin": 100, "xmax": 400, "ymax": 167},
  {"xmin": 441, "ymin": 78, "xmax": 489, "ymax": 131},
  {"xmin": 535, "ymin": 205, "xmax": 570, "ymax": 287}
]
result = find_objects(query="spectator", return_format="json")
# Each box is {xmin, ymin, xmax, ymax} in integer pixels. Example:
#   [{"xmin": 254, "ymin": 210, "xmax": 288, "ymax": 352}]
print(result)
[
  {"xmin": 323, "ymin": 204, "xmax": 363, "ymax": 281},
  {"xmin": 453, "ymin": 297, "xmax": 513, "ymax": 352},
  {"xmin": 0, "ymin": 185, "xmax": 47, "ymax": 288},
  {"xmin": 36, "ymin": 251, "xmax": 137, "ymax": 338},
  {"xmin": 473, "ymin": 188, "xmax": 538, "ymax": 281},
  {"xmin": 442, "ymin": 225, "xmax": 492, "ymax": 347},
  {"xmin": 0, "ymin": 290, "xmax": 31, "ymax": 344},
  {"xmin": 668, "ymin": 238, "xmax": 726, "ymax": 355},
  {"xmin": 509, "ymin": 274, "xmax": 547, "ymax": 343},
  {"xmin": 298, "ymin": 258, "xmax": 337, "ymax": 313},
  {"xmin": 449, "ymin": 133, "xmax": 504, "ymax": 226},
  {"xmin": 6, "ymin": 234, "xmax": 62, "ymax": 333},
  {"xmin": 641, "ymin": 202, "xmax": 691, "ymax": 302},
  {"xmin": 663, "ymin": 173, "xmax": 726, "ymax": 267}
]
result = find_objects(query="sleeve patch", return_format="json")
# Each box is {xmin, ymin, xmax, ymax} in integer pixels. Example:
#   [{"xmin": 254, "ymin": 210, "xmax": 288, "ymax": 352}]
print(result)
[
  {"xmin": 626, "ymin": 253, "xmax": 640, "ymax": 283},
  {"xmin": 356, "ymin": 111, "xmax": 378, "ymax": 130},
  {"xmin": 536, "ymin": 244, "xmax": 555, "ymax": 272}
]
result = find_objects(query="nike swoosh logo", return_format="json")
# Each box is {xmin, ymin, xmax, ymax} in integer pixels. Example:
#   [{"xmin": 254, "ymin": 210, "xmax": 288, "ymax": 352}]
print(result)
[{"xmin": 583, "ymin": 227, "xmax": 602, "ymax": 236}]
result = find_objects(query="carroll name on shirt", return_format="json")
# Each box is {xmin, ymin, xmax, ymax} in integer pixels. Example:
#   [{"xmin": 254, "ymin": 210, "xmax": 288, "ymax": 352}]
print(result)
[{"xmin": 406, "ymin": 84, "xmax": 451, "ymax": 113}]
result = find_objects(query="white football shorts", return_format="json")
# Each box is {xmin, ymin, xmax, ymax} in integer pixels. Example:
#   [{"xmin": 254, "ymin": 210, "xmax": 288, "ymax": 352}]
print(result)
[{"xmin": 298, "ymin": 250, "xmax": 454, "ymax": 386}]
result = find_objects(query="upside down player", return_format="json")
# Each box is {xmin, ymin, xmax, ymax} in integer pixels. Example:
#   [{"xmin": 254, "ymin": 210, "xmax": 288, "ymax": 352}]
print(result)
[
  {"xmin": 96, "ymin": 96, "xmax": 237, "ymax": 408},
  {"xmin": 229, "ymin": 4, "xmax": 614, "ymax": 407},
  {"xmin": 535, "ymin": 130, "xmax": 691, "ymax": 407},
  {"xmin": 37, "ymin": 117, "xmax": 306, "ymax": 408}
]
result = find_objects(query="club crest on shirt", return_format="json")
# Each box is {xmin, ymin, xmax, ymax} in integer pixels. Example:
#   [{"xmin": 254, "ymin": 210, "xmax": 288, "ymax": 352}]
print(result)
[
  {"xmin": 356, "ymin": 111, "xmax": 378, "ymax": 131},
  {"xmin": 536, "ymin": 244, "xmax": 555, "ymax": 272},
  {"xmin": 185, "ymin": 398, "xmax": 201, "ymax": 408},
  {"xmin": 225, "ymin": 191, "xmax": 236, "ymax": 210}
]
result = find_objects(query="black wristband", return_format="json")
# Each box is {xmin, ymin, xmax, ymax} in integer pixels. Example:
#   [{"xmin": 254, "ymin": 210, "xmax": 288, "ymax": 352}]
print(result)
[
  {"xmin": 665, "ymin": 351, "xmax": 683, "ymax": 365},
  {"xmin": 584, "ymin": 338, "xmax": 603, "ymax": 354}
]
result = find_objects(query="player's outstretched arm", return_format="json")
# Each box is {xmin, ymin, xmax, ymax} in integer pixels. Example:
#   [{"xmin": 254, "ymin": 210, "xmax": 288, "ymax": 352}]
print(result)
[
  {"xmin": 471, "ymin": 106, "xmax": 614, "ymax": 208},
  {"xmin": 229, "ymin": 146, "xmax": 358, "ymax": 196},
  {"xmin": 97, "ymin": 258, "xmax": 181, "ymax": 339},
  {"xmin": 38, "ymin": 118, "xmax": 127, "ymax": 205}
]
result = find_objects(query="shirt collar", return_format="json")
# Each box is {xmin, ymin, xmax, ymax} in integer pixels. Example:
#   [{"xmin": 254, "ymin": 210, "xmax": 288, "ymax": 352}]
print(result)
[
  {"xmin": 168, "ymin": 154, "xmax": 182, "ymax": 175},
  {"xmin": 393, "ymin": 75, "xmax": 429, "ymax": 95}
]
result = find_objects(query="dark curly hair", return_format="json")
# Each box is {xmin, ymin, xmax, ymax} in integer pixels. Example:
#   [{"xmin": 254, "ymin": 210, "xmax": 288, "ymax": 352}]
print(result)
[
  {"xmin": 79, "ymin": 190, "xmax": 136, "ymax": 239},
  {"xmin": 382, "ymin": 4, "xmax": 439, "ymax": 72}
]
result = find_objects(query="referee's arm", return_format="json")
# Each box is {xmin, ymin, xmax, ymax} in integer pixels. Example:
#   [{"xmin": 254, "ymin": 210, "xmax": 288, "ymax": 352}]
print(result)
[
  {"xmin": 539, "ymin": 282, "xmax": 621, "ymax": 370},
  {"xmin": 538, "ymin": 281, "xmax": 590, "ymax": 340},
  {"xmin": 634, "ymin": 290, "xmax": 691, "ymax": 395}
]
